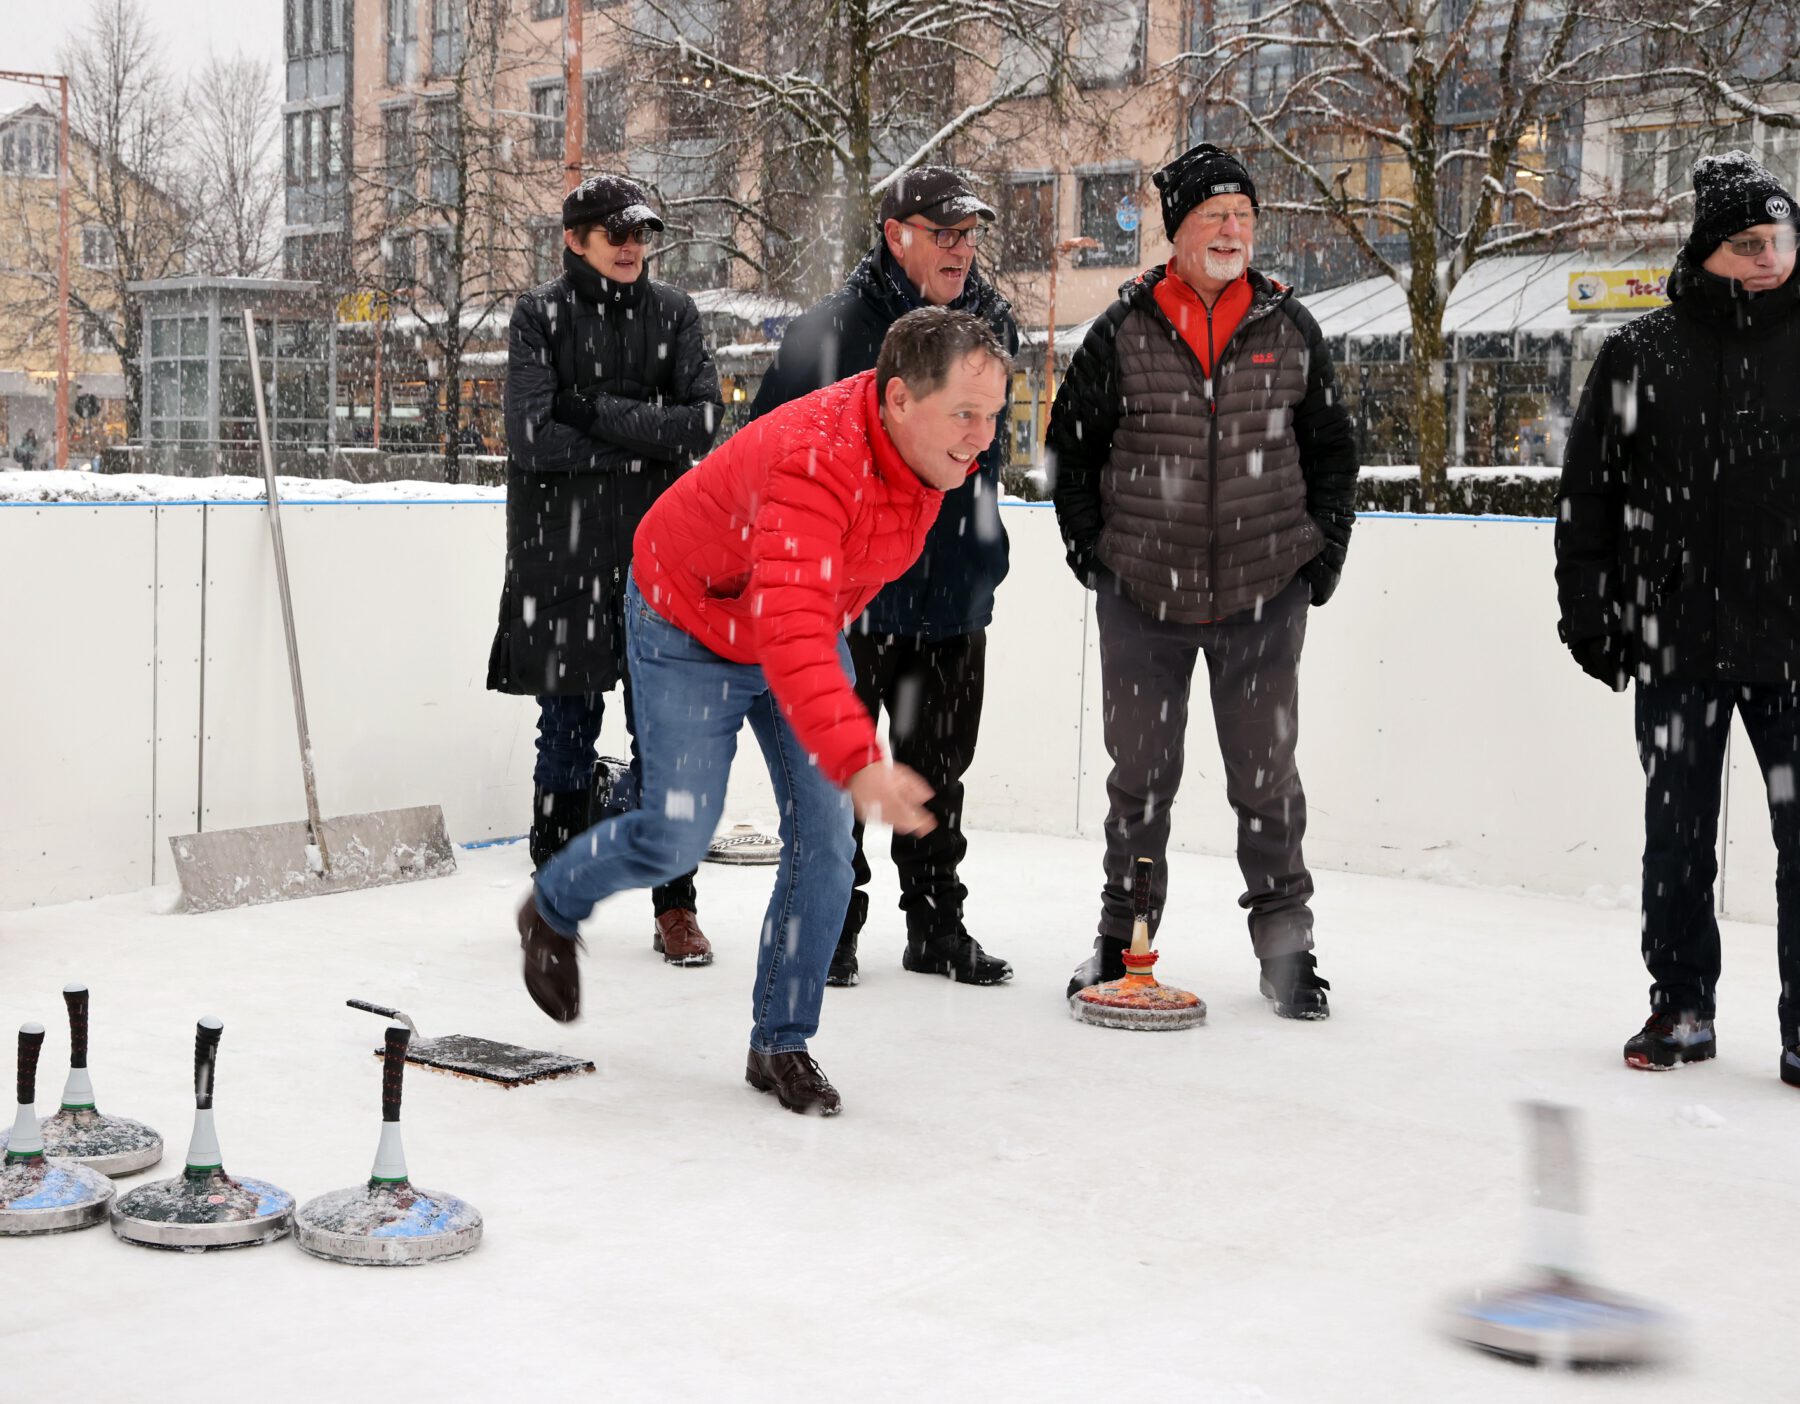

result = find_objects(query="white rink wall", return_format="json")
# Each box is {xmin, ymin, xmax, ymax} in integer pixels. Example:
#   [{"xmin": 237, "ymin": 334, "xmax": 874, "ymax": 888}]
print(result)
[{"xmin": 0, "ymin": 495, "xmax": 1779, "ymax": 923}]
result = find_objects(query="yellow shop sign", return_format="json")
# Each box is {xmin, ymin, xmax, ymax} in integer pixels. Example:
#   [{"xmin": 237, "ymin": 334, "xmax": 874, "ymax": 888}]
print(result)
[{"xmin": 1567, "ymin": 269, "xmax": 1671, "ymax": 312}]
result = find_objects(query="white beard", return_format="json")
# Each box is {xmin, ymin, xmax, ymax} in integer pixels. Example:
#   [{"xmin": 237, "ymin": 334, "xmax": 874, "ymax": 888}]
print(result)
[{"xmin": 1202, "ymin": 247, "xmax": 1248, "ymax": 282}]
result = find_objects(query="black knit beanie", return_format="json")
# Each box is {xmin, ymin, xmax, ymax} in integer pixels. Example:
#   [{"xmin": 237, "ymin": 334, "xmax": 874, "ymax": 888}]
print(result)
[
  {"xmin": 1684, "ymin": 150, "xmax": 1795, "ymax": 264},
  {"xmin": 1153, "ymin": 143, "xmax": 1258, "ymax": 239}
]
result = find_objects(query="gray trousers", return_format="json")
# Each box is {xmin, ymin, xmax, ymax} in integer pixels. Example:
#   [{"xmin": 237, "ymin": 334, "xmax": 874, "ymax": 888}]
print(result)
[{"xmin": 1095, "ymin": 571, "xmax": 1315, "ymax": 958}]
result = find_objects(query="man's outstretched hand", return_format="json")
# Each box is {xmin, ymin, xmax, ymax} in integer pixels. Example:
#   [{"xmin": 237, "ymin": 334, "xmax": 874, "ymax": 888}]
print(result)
[{"xmin": 848, "ymin": 761, "xmax": 937, "ymax": 836}]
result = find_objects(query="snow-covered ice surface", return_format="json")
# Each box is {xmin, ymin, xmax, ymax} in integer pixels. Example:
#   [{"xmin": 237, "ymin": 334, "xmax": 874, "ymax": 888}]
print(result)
[{"xmin": 4, "ymin": 831, "xmax": 1796, "ymax": 1401}]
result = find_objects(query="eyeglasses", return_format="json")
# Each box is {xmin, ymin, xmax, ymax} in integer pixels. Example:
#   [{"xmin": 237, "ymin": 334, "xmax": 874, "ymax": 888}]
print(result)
[
  {"xmin": 604, "ymin": 225, "xmax": 657, "ymax": 248},
  {"xmin": 1191, "ymin": 206, "xmax": 1257, "ymax": 229},
  {"xmin": 903, "ymin": 221, "xmax": 984, "ymax": 249},
  {"xmin": 1725, "ymin": 229, "xmax": 1798, "ymax": 257}
]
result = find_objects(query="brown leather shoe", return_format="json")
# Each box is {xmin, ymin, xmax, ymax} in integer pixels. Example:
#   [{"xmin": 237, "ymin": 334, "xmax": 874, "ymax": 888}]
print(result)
[
  {"xmin": 653, "ymin": 909, "xmax": 713, "ymax": 966},
  {"xmin": 745, "ymin": 1048, "xmax": 841, "ymax": 1116},
  {"xmin": 518, "ymin": 896, "xmax": 582, "ymax": 1022}
]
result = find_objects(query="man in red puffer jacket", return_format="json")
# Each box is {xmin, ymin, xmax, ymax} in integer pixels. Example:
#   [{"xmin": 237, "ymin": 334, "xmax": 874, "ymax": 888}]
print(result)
[{"xmin": 517, "ymin": 307, "xmax": 1012, "ymax": 1115}]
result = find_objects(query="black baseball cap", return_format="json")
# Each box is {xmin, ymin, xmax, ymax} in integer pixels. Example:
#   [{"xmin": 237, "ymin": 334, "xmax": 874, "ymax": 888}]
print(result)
[
  {"xmin": 878, "ymin": 166, "xmax": 996, "ymax": 227},
  {"xmin": 562, "ymin": 173, "xmax": 666, "ymax": 235}
]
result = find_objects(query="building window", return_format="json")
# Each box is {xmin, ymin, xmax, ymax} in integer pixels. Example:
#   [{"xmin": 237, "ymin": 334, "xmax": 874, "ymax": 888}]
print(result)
[
  {"xmin": 383, "ymin": 105, "xmax": 416, "ymax": 212},
  {"xmin": 425, "ymin": 228, "xmax": 457, "ymax": 303},
  {"xmin": 1078, "ymin": 170, "xmax": 1140, "ymax": 268},
  {"xmin": 387, "ymin": 0, "xmax": 418, "ymax": 84},
  {"xmin": 664, "ymin": 75, "xmax": 719, "ymax": 141},
  {"xmin": 430, "ymin": 0, "xmax": 465, "ymax": 76},
  {"xmin": 82, "ymin": 317, "xmax": 116, "ymax": 355},
  {"xmin": 426, "ymin": 97, "xmax": 460, "ymax": 205},
  {"xmin": 584, "ymin": 69, "xmax": 627, "ymax": 155},
  {"xmin": 529, "ymin": 80, "xmax": 566, "ymax": 161},
  {"xmin": 80, "ymin": 226, "xmax": 117, "ymax": 270},
  {"xmin": 999, "ymin": 177, "xmax": 1054, "ymax": 271},
  {"xmin": 533, "ymin": 0, "xmax": 564, "ymax": 15},
  {"xmin": 2, "ymin": 119, "xmax": 57, "ymax": 177},
  {"xmin": 387, "ymin": 231, "xmax": 416, "ymax": 289},
  {"xmin": 1074, "ymin": 0, "xmax": 1144, "ymax": 89},
  {"xmin": 532, "ymin": 219, "xmax": 563, "ymax": 284}
]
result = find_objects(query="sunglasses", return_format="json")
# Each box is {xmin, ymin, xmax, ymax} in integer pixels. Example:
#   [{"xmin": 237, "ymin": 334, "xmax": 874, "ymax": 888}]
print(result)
[
  {"xmin": 603, "ymin": 225, "xmax": 657, "ymax": 248},
  {"xmin": 1725, "ymin": 229, "xmax": 1798, "ymax": 257},
  {"xmin": 904, "ymin": 221, "xmax": 984, "ymax": 249}
]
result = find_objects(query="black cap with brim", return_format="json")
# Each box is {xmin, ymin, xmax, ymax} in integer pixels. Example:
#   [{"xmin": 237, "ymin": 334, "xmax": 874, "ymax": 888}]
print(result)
[
  {"xmin": 879, "ymin": 166, "xmax": 996, "ymax": 227},
  {"xmin": 562, "ymin": 173, "xmax": 666, "ymax": 232}
]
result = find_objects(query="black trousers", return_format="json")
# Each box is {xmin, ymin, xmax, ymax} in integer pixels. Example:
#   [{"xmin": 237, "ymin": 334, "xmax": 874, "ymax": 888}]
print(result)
[
  {"xmin": 1636, "ymin": 678, "xmax": 1800, "ymax": 1041},
  {"xmin": 534, "ymin": 687, "xmax": 698, "ymax": 916},
  {"xmin": 842, "ymin": 628, "xmax": 987, "ymax": 945}
]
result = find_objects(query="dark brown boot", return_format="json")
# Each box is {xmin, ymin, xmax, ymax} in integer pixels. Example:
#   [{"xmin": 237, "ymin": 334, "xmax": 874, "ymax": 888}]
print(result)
[
  {"xmin": 745, "ymin": 1048, "xmax": 841, "ymax": 1116},
  {"xmin": 518, "ymin": 896, "xmax": 582, "ymax": 1023},
  {"xmin": 653, "ymin": 909, "xmax": 713, "ymax": 966}
]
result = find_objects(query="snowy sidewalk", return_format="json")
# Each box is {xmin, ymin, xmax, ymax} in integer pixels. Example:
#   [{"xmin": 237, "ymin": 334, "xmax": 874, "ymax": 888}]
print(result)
[{"xmin": 3, "ymin": 831, "xmax": 1794, "ymax": 1401}]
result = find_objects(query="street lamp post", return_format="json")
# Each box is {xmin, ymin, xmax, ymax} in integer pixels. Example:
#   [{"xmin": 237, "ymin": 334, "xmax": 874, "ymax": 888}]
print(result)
[
  {"xmin": 0, "ymin": 68, "xmax": 73, "ymax": 470},
  {"xmin": 1043, "ymin": 236, "xmax": 1098, "ymax": 407}
]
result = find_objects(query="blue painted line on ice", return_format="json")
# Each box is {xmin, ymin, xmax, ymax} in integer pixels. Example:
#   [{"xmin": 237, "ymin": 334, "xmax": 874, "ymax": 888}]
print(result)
[{"xmin": 461, "ymin": 835, "xmax": 525, "ymax": 851}]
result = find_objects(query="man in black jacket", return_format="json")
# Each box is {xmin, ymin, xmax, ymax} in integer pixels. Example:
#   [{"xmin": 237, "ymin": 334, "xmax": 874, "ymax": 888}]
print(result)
[
  {"xmin": 1048, "ymin": 143, "xmax": 1358, "ymax": 1021},
  {"xmin": 1557, "ymin": 151, "xmax": 1800, "ymax": 1087},
  {"xmin": 749, "ymin": 167, "xmax": 1018, "ymax": 988},
  {"xmin": 489, "ymin": 173, "xmax": 723, "ymax": 967}
]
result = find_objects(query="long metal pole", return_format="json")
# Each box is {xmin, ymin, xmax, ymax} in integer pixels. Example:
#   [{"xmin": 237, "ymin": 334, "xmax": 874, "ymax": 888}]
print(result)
[
  {"xmin": 244, "ymin": 309, "xmax": 331, "ymax": 872},
  {"xmin": 563, "ymin": 0, "xmax": 584, "ymax": 192},
  {"xmin": 55, "ymin": 75, "xmax": 71, "ymax": 470}
]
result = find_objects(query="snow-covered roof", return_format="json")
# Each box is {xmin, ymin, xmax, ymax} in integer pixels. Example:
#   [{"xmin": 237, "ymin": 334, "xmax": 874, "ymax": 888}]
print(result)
[
  {"xmin": 1302, "ymin": 252, "xmax": 1667, "ymax": 342},
  {"xmin": 687, "ymin": 288, "xmax": 804, "ymax": 322}
]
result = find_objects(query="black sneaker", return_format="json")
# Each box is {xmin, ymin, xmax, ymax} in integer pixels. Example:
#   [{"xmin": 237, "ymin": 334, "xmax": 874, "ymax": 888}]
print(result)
[
  {"xmin": 1783, "ymin": 1047, "xmax": 1800, "ymax": 1088},
  {"xmin": 1623, "ymin": 1010, "xmax": 1715, "ymax": 1069},
  {"xmin": 1065, "ymin": 936, "xmax": 1128, "ymax": 1001},
  {"xmin": 826, "ymin": 932, "xmax": 860, "ymax": 988},
  {"xmin": 1259, "ymin": 951, "xmax": 1331, "ymax": 1020},
  {"xmin": 904, "ymin": 930, "xmax": 1013, "ymax": 985},
  {"xmin": 518, "ymin": 897, "xmax": 583, "ymax": 1023}
]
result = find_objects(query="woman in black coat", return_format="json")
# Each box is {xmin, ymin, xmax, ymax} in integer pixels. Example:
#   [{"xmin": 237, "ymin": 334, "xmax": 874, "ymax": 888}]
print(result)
[{"xmin": 488, "ymin": 173, "xmax": 723, "ymax": 965}]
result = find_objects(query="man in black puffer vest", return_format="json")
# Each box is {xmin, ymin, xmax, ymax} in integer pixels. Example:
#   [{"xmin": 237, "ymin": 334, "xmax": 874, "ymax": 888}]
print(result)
[
  {"xmin": 749, "ymin": 167, "xmax": 1019, "ymax": 988},
  {"xmin": 488, "ymin": 174, "xmax": 723, "ymax": 968},
  {"xmin": 1557, "ymin": 151, "xmax": 1800, "ymax": 1087},
  {"xmin": 1049, "ymin": 143, "xmax": 1358, "ymax": 1021}
]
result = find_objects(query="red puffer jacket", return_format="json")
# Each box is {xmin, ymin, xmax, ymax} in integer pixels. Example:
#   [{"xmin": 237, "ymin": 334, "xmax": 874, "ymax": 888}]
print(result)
[{"xmin": 633, "ymin": 370, "xmax": 948, "ymax": 786}]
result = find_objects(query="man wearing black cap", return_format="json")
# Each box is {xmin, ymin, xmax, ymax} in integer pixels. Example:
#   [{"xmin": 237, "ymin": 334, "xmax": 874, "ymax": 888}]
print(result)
[
  {"xmin": 748, "ymin": 166, "xmax": 1020, "ymax": 989},
  {"xmin": 1557, "ymin": 150, "xmax": 1800, "ymax": 1088},
  {"xmin": 1048, "ymin": 142, "xmax": 1358, "ymax": 1020},
  {"xmin": 488, "ymin": 172, "xmax": 724, "ymax": 969}
]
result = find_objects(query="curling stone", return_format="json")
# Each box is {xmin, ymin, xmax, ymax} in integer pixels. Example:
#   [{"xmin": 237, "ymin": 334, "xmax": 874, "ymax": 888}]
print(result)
[
  {"xmin": 1071, "ymin": 858, "xmax": 1207, "ymax": 1031},
  {"xmin": 0, "ymin": 1023, "xmax": 115, "ymax": 1235}
]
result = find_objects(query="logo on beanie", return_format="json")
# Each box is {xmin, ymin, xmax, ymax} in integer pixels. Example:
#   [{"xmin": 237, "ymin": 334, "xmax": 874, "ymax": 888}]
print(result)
[
  {"xmin": 1768, "ymin": 195, "xmax": 1793, "ymax": 220},
  {"xmin": 1211, "ymin": 181, "xmax": 1243, "ymax": 196}
]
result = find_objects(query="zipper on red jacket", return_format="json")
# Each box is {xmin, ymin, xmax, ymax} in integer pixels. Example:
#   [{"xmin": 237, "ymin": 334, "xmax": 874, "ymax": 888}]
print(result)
[{"xmin": 1205, "ymin": 301, "xmax": 1218, "ymax": 606}]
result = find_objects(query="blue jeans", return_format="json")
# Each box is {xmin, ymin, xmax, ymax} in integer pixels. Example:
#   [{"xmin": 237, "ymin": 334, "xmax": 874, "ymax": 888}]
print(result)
[{"xmin": 533, "ymin": 578, "xmax": 857, "ymax": 1054}]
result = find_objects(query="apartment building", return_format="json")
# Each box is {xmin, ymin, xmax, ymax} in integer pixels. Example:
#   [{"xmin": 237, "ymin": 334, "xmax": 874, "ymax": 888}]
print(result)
[{"xmin": 0, "ymin": 101, "xmax": 169, "ymax": 464}]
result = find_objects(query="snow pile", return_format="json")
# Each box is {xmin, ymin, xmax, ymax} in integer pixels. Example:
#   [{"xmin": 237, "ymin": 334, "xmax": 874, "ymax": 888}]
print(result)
[{"xmin": 0, "ymin": 471, "xmax": 505, "ymax": 505}]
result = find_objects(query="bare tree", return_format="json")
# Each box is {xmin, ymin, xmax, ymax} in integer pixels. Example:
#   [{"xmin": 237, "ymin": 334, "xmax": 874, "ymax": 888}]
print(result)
[
  {"xmin": 186, "ymin": 53, "xmax": 283, "ymax": 278},
  {"xmin": 614, "ymin": 0, "xmax": 1115, "ymax": 294},
  {"xmin": 350, "ymin": 0, "xmax": 558, "ymax": 480},
  {"xmin": 0, "ymin": 0, "xmax": 188, "ymax": 439},
  {"xmin": 1177, "ymin": 0, "xmax": 1677, "ymax": 502}
]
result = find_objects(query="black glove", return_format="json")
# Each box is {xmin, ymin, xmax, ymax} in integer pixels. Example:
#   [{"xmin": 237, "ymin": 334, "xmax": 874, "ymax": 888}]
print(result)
[
  {"xmin": 1571, "ymin": 634, "xmax": 1629, "ymax": 692},
  {"xmin": 1065, "ymin": 540, "xmax": 1101, "ymax": 589},
  {"xmin": 553, "ymin": 388, "xmax": 599, "ymax": 434},
  {"xmin": 1300, "ymin": 554, "xmax": 1340, "ymax": 607}
]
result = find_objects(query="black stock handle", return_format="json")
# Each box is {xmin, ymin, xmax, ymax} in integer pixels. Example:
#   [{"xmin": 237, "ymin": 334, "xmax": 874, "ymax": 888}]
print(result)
[
  {"xmin": 348, "ymin": 999, "xmax": 404, "ymax": 1021},
  {"xmin": 16, "ymin": 1024, "xmax": 45, "ymax": 1106},
  {"xmin": 194, "ymin": 1017, "xmax": 223, "ymax": 1109},
  {"xmin": 1131, "ymin": 857, "xmax": 1156, "ymax": 925},
  {"xmin": 382, "ymin": 1024, "xmax": 411, "ymax": 1122},
  {"xmin": 64, "ymin": 984, "xmax": 89, "ymax": 1069}
]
